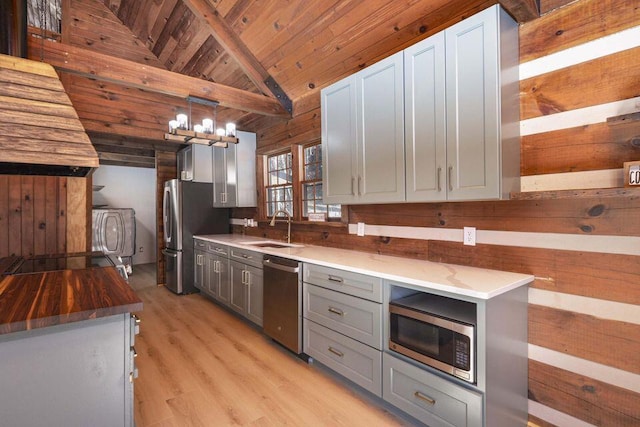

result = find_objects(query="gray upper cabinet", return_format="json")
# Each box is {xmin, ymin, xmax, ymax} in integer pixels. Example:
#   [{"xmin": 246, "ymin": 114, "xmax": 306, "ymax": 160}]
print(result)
[
  {"xmin": 322, "ymin": 52, "xmax": 405, "ymax": 204},
  {"xmin": 178, "ymin": 144, "xmax": 213, "ymax": 183},
  {"xmin": 325, "ymin": 4, "xmax": 519, "ymax": 205},
  {"xmin": 212, "ymin": 130, "xmax": 257, "ymax": 207},
  {"xmin": 444, "ymin": 5, "xmax": 519, "ymax": 201},
  {"xmin": 404, "ymin": 32, "xmax": 447, "ymax": 202}
]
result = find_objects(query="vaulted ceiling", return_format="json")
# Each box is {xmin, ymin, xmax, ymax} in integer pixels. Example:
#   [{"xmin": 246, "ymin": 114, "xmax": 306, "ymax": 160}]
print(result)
[{"xmin": 26, "ymin": 0, "xmax": 543, "ymax": 167}]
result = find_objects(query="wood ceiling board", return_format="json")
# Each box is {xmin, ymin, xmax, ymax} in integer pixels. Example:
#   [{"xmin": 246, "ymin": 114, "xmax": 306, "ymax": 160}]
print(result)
[
  {"xmin": 498, "ymin": 0, "xmax": 540, "ymax": 22},
  {"xmin": 280, "ymin": 0, "xmax": 494, "ymax": 99},
  {"xmin": 31, "ymin": 38, "xmax": 289, "ymax": 117},
  {"xmin": 182, "ymin": 0, "xmax": 273, "ymax": 96}
]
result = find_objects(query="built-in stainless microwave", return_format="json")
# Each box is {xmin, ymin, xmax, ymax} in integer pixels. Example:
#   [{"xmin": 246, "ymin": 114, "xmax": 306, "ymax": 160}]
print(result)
[{"xmin": 389, "ymin": 293, "xmax": 476, "ymax": 383}]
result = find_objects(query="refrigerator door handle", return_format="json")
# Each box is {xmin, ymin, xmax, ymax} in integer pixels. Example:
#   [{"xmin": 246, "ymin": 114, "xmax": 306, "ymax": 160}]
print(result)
[
  {"xmin": 163, "ymin": 186, "xmax": 172, "ymax": 244},
  {"xmin": 162, "ymin": 249, "xmax": 178, "ymax": 258}
]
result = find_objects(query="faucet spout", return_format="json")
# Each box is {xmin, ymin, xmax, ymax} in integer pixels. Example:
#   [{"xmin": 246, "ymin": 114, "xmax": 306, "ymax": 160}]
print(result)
[{"xmin": 269, "ymin": 209, "xmax": 292, "ymax": 243}]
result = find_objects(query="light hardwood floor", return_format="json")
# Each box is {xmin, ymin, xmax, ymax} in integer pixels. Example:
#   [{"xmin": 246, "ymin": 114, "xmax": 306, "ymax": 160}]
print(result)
[{"xmin": 129, "ymin": 263, "xmax": 415, "ymax": 426}]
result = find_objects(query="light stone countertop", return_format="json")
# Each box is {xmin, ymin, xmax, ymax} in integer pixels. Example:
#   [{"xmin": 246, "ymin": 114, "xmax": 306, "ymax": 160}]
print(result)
[{"xmin": 194, "ymin": 234, "xmax": 533, "ymax": 300}]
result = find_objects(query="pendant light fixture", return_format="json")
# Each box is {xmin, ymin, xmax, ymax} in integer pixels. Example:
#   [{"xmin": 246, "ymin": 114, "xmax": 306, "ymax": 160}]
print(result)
[{"xmin": 164, "ymin": 96, "xmax": 239, "ymax": 147}]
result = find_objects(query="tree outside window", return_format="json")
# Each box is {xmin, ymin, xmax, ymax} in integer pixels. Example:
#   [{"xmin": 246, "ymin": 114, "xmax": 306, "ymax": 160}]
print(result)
[
  {"xmin": 265, "ymin": 151, "xmax": 293, "ymax": 218},
  {"xmin": 301, "ymin": 144, "xmax": 340, "ymax": 219}
]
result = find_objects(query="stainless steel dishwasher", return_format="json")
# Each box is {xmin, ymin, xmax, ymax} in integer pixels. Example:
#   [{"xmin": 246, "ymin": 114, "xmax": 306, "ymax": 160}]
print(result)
[{"xmin": 262, "ymin": 255, "xmax": 302, "ymax": 354}]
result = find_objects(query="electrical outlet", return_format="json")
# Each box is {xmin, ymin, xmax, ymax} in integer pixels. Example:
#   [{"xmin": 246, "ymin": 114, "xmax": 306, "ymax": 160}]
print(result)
[
  {"xmin": 463, "ymin": 227, "xmax": 476, "ymax": 246},
  {"xmin": 357, "ymin": 222, "xmax": 365, "ymax": 237}
]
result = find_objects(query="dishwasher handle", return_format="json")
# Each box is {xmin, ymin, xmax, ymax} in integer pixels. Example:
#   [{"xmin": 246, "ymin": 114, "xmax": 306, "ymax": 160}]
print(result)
[{"xmin": 263, "ymin": 258, "xmax": 299, "ymax": 274}]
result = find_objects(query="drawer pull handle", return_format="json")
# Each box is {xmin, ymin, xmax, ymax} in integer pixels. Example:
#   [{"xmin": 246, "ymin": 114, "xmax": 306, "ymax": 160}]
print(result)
[
  {"xmin": 328, "ymin": 307, "xmax": 344, "ymax": 316},
  {"xmin": 328, "ymin": 347, "xmax": 344, "ymax": 357},
  {"xmin": 414, "ymin": 391, "xmax": 436, "ymax": 406},
  {"xmin": 328, "ymin": 275, "xmax": 343, "ymax": 283}
]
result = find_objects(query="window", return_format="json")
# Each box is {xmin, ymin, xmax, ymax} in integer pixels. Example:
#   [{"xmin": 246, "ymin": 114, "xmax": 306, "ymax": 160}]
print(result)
[
  {"xmin": 265, "ymin": 151, "xmax": 293, "ymax": 217},
  {"xmin": 301, "ymin": 144, "xmax": 341, "ymax": 219}
]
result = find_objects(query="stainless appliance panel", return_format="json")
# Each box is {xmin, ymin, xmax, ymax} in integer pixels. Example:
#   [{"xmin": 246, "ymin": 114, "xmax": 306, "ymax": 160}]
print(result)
[
  {"xmin": 263, "ymin": 256, "xmax": 302, "ymax": 354},
  {"xmin": 163, "ymin": 179, "xmax": 182, "ymax": 251},
  {"xmin": 163, "ymin": 248, "xmax": 182, "ymax": 294}
]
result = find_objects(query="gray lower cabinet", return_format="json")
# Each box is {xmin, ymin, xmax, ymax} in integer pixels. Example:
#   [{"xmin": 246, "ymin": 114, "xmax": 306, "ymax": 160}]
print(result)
[
  {"xmin": 383, "ymin": 353, "xmax": 483, "ymax": 427},
  {"xmin": 304, "ymin": 319, "xmax": 382, "ymax": 396},
  {"xmin": 0, "ymin": 314, "xmax": 138, "ymax": 427},
  {"xmin": 229, "ymin": 258, "xmax": 263, "ymax": 326},
  {"xmin": 207, "ymin": 252, "xmax": 229, "ymax": 302},
  {"xmin": 303, "ymin": 263, "xmax": 384, "ymax": 397}
]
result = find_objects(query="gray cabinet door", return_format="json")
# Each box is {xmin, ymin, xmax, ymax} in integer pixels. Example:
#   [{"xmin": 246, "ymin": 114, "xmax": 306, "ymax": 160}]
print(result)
[
  {"xmin": 445, "ymin": 6, "xmax": 501, "ymax": 201},
  {"xmin": 215, "ymin": 255, "xmax": 230, "ymax": 305},
  {"xmin": 322, "ymin": 75, "xmax": 358, "ymax": 204},
  {"xmin": 194, "ymin": 249, "xmax": 206, "ymax": 292},
  {"xmin": 229, "ymin": 260, "xmax": 246, "ymax": 315},
  {"xmin": 404, "ymin": 32, "xmax": 447, "ymax": 202},
  {"xmin": 245, "ymin": 264, "xmax": 263, "ymax": 326},
  {"xmin": 212, "ymin": 146, "xmax": 228, "ymax": 207},
  {"xmin": 357, "ymin": 51, "xmax": 405, "ymax": 204}
]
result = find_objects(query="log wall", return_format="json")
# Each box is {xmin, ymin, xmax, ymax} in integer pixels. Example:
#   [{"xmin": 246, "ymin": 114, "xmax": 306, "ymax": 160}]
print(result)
[{"xmin": 238, "ymin": 0, "xmax": 640, "ymax": 425}]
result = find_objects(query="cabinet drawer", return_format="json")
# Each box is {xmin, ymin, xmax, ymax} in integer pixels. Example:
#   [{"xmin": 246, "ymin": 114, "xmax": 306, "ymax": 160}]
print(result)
[
  {"xmin": 383, "ymin": 353, "xmax": 483, "ymax": 427},
  {"xmin": 303, "ymin": 263, "xmax": 382, "ymax": 302},
  {"xmin": 207, "ymin": 242, "xmax": 228, "ymax": 256},
  {"xmin": 194, "ymin": 239, "xmax": 206, "ymax": 250},
  {"xmin": 304, "ymin": 283, "xmax": 382, "ymax": 349},
  {"xmin": 229, "ymin": 247, "xmax": 262, "ymax": 268},
  {"xmin": 304, "ymin": 320, "xmax": 382, "ymax": 397}
]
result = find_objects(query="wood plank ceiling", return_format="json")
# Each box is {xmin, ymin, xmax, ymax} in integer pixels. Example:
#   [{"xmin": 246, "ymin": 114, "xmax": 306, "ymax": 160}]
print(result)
[{"xmin": 27, "ymin": 0, "xmax": 541, "ymax": 167}]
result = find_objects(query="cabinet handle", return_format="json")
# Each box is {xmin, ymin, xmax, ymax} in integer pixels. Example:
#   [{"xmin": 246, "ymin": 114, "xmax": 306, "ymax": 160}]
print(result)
[
  {"xmin": 328, "ymin": 275, "xmax": 343, "ymax": 283},
  {"xmin": 448, "ymin": 166, "xmax": 453, "ymax": 192},
  {"xmin": 241, "ymin": 270, "xmax": 247, "ymax": 284},
  {"xmin": 245, "ymin": 271, "xmax": 251, "ymax": 286},
  {"xmin": 351, "ymin": 177, "xmax": 356, "ymax": 196},
  {"xmin": 437, "ymin": 167, "xmax": 442, "ymax": 192},
  {"xmin": 328, "ymin": 306, "xmax": 344, "ymax": 316},
  {"xmin": 414, "ymin": 391, "xmax": 436, "ymax": 405},
  {"xmin": 328, "ymin": 346, "xmax": 344, "ymax": 358},
  {"xmin": 214, "ymin": 260, "xmax": 219, "ymax": 274},
  {"xmin": 358, "ymin": 176, "xmax": 362, "ymax": 196}
]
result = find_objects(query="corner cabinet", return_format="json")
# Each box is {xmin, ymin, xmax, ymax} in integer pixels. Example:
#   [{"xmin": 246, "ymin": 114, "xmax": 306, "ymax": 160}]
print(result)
[
  {"xmin": 323, "ymin": 4, "xmax": 520, "ymax": 204},
  {"xmin": 212, "ymin": 130, "xmax": 257, "ymax": 207},
  {"xmin": 322, "ymin": 51, "xmax": 405, "ymax": 204}
]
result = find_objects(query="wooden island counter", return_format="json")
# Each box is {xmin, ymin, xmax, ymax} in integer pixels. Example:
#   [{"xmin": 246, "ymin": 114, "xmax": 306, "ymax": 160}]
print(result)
[{"xmin": 0, "ymin": 267, "xmax": 142, "ymax": 427}]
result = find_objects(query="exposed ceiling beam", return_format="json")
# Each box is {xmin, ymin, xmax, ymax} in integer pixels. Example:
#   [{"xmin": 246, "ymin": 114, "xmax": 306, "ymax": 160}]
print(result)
[
  {"xmin": 182, "ymin": 0, "xmax": 293, "ymax": 114},
  {"xmin": 29, "ymin": 37, "xmax": 291, "ymax": 118},
  {"xmin": 499, "ymin": 0, "xmax": 540, "ymax": 22}
]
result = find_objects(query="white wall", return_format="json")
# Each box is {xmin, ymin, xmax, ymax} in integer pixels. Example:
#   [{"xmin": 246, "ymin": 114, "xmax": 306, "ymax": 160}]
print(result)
[{"xmin": 92, "ymin": 165, "xmax": 156, "ymax": 265}]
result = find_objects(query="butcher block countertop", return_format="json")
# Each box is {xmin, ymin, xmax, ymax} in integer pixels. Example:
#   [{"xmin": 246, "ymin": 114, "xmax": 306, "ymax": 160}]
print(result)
[{"xmin": 0, "ymin": 267, "xmax": 142, "ymax": 335}]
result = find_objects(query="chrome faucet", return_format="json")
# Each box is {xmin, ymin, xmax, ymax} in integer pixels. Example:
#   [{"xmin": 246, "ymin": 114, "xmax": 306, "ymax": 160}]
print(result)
[{"xmin": 269, "ymin": 209, "xmax": 292, "ymax": 243}]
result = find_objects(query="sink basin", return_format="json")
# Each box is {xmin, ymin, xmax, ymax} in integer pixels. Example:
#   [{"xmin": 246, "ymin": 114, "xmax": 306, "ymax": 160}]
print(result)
[{"xmin": 243, "ymin": 240, "xmax": 303, "ymax": 248}]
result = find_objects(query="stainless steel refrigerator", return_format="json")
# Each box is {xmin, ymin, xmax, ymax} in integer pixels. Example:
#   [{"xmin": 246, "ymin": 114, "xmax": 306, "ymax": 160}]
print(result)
[{"xmin": 162, "ymin": 179, "xmax": 229, "ymax": 294}]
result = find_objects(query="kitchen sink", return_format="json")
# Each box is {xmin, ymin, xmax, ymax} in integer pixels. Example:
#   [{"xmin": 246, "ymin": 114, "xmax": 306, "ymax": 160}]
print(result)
[{"xmin": 243, "ymin": 241, "xmax": 303, "ymax": 248}]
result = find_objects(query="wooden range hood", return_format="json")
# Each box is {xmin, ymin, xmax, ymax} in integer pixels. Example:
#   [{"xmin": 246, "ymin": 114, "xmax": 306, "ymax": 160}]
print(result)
[{"xmin": 0, "ymin": 53, "xmax": 99, "ymax": 177}]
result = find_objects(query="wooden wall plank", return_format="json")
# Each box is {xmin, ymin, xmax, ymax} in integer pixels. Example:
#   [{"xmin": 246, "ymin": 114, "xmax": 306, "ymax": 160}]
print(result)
[
  {"xmin": 66, "ymin": 178, "xmax": 88, "ymax": 253},
  {"xmin": 33, "ymin": 176, "xmax": 47, "ymax": 255},
  {"xmin": 521, "ymin": 121, "xmax": 640, "ymax": 175},
  {"xmin": 428, "ymin": 241, "xmax": 640, "ymax": 305},
  {"xmin": 529, "ymin": 360, "xmax": 640, "ymax": 426},
  {"xmin": 8, "ymin": 176, "xmax": 21, "ymax": 256},
  {"xmin": 349, "ymin": 196, "xmax": 640, "ymax": 236},
  {"xmin": 520, "ymin": 46, "xmax": 640, "ymax": 120},
  {"xmin": 45, "ymin": 177, "xmax": 59, "ymax": 255},
  {"xmin": 520, "ymin": 0, "xmax": 640, "ymax": 62},
  {"xmin": 529, "ymin": 304, "xmax": 640, "ymax": 374},
  {"xmin": 20, "ymin": 177, "xmax": 34, "ymax": 257},
  {"xmin": 57, "ymin": 178, "xmax": 66, "ymax": 254},
  {"xmin": 0, "ymin": 176, "xmax": 7, "ymax": 258}
]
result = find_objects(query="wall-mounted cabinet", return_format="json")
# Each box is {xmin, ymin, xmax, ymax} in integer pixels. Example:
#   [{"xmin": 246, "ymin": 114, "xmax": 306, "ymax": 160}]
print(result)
[
  {"xmin": 322, "ymin": 52, "xmax": 405, "ymax": 204},
  {"xmin": 212, "ymin": 130, "xmax": 257, "ymax": 207},
  {"xmin": 178, "ymin": 144, "xmax": 212, "ymax": 183},
  {"xmin": 323, "ymin": 5, "xmax": 519, "ymax": 204}
]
